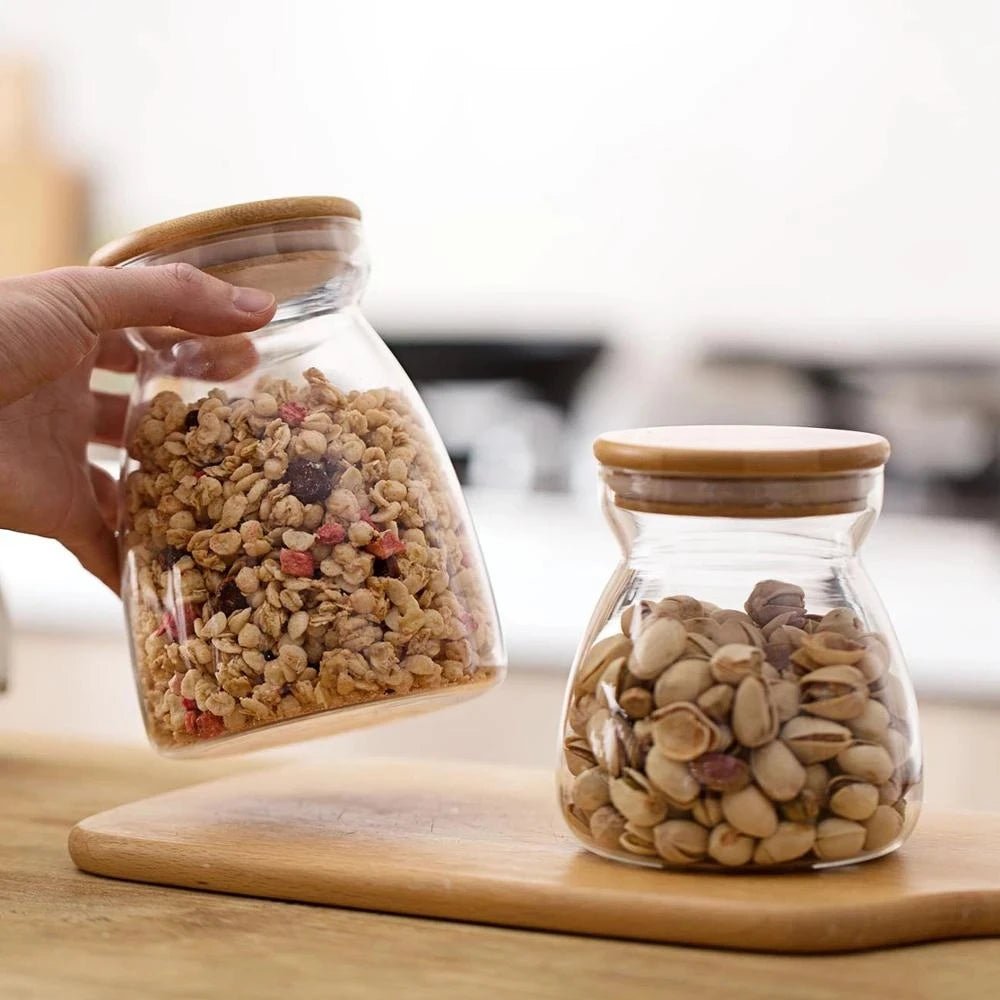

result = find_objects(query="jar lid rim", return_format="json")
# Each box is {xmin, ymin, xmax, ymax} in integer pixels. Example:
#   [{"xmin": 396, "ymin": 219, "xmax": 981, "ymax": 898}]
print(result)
[
  {"xmin": 594, "ymin": 425, "xmax": 890, "ymax": 478},
  {"xmin": 89, "ymin": 196, "xmax": 361, "ymax": 267}
]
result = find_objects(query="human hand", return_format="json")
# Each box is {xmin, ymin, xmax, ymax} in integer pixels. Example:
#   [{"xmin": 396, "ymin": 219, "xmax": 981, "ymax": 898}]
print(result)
[{"xmin": 0, "ymin": 263, "xmax": 276, "ymax": 591}]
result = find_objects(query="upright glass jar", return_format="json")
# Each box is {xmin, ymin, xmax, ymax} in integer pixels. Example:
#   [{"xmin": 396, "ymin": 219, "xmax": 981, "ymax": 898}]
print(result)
[
  {"xmin": 559, "ymin": 426, "xmax": 920, "ymax": 870},
  {"xmin": 91, "ymin": 197, "xmax": 505, "ymax": 756}
]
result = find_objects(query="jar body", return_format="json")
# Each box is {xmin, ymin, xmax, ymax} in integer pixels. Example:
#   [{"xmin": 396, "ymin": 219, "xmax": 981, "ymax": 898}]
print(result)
[
  {"xmin": 558, "ymin": 483, "xmax": 921, "ymax": 870},
  {"xmin": 120, "ymin": 218, "xmax": 505, "ymax": 755}
]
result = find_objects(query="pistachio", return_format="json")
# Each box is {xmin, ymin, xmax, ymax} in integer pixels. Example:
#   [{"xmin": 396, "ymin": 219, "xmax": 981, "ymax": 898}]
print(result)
[
  {"xmin": 879, "ymin": 776, "xmax": 903, "ymax": 806},
  {"xmin": 732, "ymin": 675, "xmax": 778, "ymax": 748},
  {"xmin": 653, "ymin": 820, "xmax": 709, "ymax": 865},
  {"xmin": 745, "ymin": 580, "xmax": 806, "ymax": 628},
  {"xmin": 797, "ymin": 630, "xmax": 866, "ymax": 667},
  {"xmin": 644, "ymin": 746, "xmax": 700, "ymax": 806},
  {"xmin": 781, "ymin": 716, "xmax": 853, "ymax": 764},
  {"xmin": 563, "ymin": 803, "xmax": 592, "ymax": 838},
  {"xmin": 691, "ymin": 794, "xmax": 724, "ymax": 828},
  {"xmin": 721, "ymin": 784, "xmax": 779, "ymax": 838},
  {"xmin": 690, "ymin": 752, "xmax": 751, "ymax": 793},
  {"xmin": 653, "ymin": 658, "xmax": 714, "ymax": 708},
  {"xmin": 880, "ymin": 727, "xmax": 910, "ymax": 767},
  {"xmin": 576, "ymin": 633, "xmax": 632, "ymax": 694},
  {"xmin": 588, "ymin": 804, "xmax": 627, "ymax": 852},
  {"xmin": 864, "ymin": 804, "xmax": 904, "ymax": 852},
  {"xmin": 828, "ymin": 776, "xmax": 879, "ymax": 821},
  {"xmin": 753, "ymin": 822, "xmax": 816, "ymax": 865},
  {"xmin": 715, "ymin": 617, "xmax": 765, "ymax": 648},
  {"xmin": 629, "ymin": 616, "xmax": 687, "ymax": 680},
  {"xmin": 609, "ymin": 768, "xmax": 669, "ymax": 826},
  {"xmin": 619, "ymin": 686, "xmax": 654, "ymax": 720},
  {"xmin": 857, "ymin": 648, "xmax": 888, "ymax": 685},
  {"xmin": 781, "ymin": 789, "xmax": 822, "ymax": 823},
  {"xmin": 818, "ymin": 608, "xmax": 864, "ymax": 638},
  {"xmin": 709, "ymin": 643, "xmax": 764, "ymax": 685},
  {"xmin": 873, "ymin": 672, "xmax": 908, "ymax": 717},
  {"xmin": 712, "ymin": 609, "xmax": 756, "ymax": 625},
  {"xmin": 563, "ymin": 737, "xmax": 597, "ymax": 776},
  {"xmin": 571, "ymin": 767, "xmax": 612, "ymax": 813},
  {"xmin": 586, "ymin": 708, "xmax": 622, "ymax": 777},
  {"xmin": 683, "ymin": 632, "xmax": 719, "ymax": 660},
  {"xmin": 751, "ymin": 740, "xmax": 806, "ymax": 802},
  {"xmin": 650, "ymin": 702, "xmax": 719, "ymax": 761},
  {"xmin": 814, "ymin": 817, "xmax": 867, "ymax": 861},
  {"xmin": 836, "ymin": 742, "xmax": 895, "ymax": 785},
  {"xmin": 847, "ymin": 699, "xmax": 891, "ymax": 741},
  {"xmin": 619, "ymin": 822, "xmax": 659, "ymax": 856},
  {"xmin": 658, "ymin": 595, "xmax": 704, "ymax": 619},
  {"xmin": 707, "ymin": 822, "xmax": 755, "ymax": 866},
  {"xmin": 710, "ymin": 723, "xmax": 734, "ymax": 752},
  {"xmin": 767, "ymin": 677, "xmax": 801, "ymax": 723},
  {"xmin": 684, "ymin": 616, "xmax": 725, "ymax": 644},
  {"xmin": 595, "ymin": 656, "xmax": 628, "ymax": 711},
  {"xmin": 803, "ymin": 763, "xmax": 830, "ymax": 797},
  {"xmin": 567, "ymin": 693, "xmax": 598, "ymax": 736},
  {"xmin": 799, "ymin": 665, "xmax": 869, "ymax": 721},
  {"xmin": 697, "ymin": 683, "xmax": 734, "ymax": 722}
]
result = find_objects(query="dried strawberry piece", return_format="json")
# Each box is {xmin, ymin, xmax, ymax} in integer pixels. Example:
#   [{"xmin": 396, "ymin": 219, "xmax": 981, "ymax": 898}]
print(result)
[
  {"xmin": 168, "ymin": 673, "xmax": 183, "ymax": 695},
  {"xmin": 278, "ymin": 401, "xmax": 308, "ymax": 426},
  {"xmin": 184, "ymin": 709, "xmax": 198, "ymax": 735},
  {"xmin": 365, "ymin": 531, "xmax": 406, "ymax": 560},
  {"xmin": 182, "ymin": 698, "xmax": 197, "ymax": 710},
  {"xmin": 194, "ymin": 470, "xmax": 206, "ymax": 479},
  {"xmin": 315, "ymin": 522, "xmax": 346, "ymax": 545},
  {"xmin": 195, "ymin": 712, "xmax": 226, "ymax": 738},
  {"xmin": 360, "ymin": 511, "xmax": 378, "ymax": 528},
  {"xmin": 161, "ymin": 601, "xmax": 200, "ymax": 641},
  {"xmin": 279, "ymin": 548, "xmax": 315, "ymax": 577}
]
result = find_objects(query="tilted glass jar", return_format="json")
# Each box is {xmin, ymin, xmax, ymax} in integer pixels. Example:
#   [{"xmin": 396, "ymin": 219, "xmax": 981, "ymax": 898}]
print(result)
[
  {"xmin": 558, "ymin": 426, "xmax": 921, "ymax": 870},
  {"xmin": 91, "ymin": 197, "xmax": 505, "ymax": 756}
]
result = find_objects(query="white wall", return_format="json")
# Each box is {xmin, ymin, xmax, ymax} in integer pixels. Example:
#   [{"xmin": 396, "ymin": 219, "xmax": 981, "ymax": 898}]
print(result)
[{"xmin": 3, "ymin": 0, "xmax": 1000, "ymax": 354}]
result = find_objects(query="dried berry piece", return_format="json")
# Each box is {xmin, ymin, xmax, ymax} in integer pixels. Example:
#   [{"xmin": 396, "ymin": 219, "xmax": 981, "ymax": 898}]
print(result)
[
  {"xmin": 278, "ymin": 401, "xmax": 309, "ymax": 426},
  {"xmin": 280, "ymin": 549, "xmax": 315, "ymax": 577},
  {"xmin": 154, "ymin": 602, "xmax": 199, "ymax": 641},
  {"xmin": 366, "ymin": 531, "xmax": 406, "ymax": 560},
  {"xmin": 183, "ymin": 409, "xmax": 200, "ymax": 430},
  {"xmin": 372, "ymin": 555, "xmax": 401, "ymax": 578},
  {"xmin": 195, "ymin": 712, "xmax": 226, "ymax": 738},
  {"xmin": 315, "ymin": 522, "xmax": 346, "ymax": 545},
  {"xmin": 182, "ymin": 698, "xmax": 197, "ymax": 710},
  {"xmin": 184, "ymin": 709, "xmax": 198, "ymax": 734},
  {"xmin": 216, "ymin": 580, "xmax": 246, "ymax": 616},
  {"xmin": 285, "ymin": 458, "xmax": 336, "ymax": 504},
  {"xmin": 157, "ymin": 546, "xmax": 187, "ymax": 570}
]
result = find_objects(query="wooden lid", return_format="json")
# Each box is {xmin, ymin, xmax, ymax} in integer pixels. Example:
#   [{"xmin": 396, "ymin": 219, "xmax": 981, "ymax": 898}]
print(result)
[
  {"xmin": 594, "ymin": 426, "xmax": 890, "ymax": 479},
  {"xmin": 89, "ymin": 196, "xmax": 361, "ymax": 267}
]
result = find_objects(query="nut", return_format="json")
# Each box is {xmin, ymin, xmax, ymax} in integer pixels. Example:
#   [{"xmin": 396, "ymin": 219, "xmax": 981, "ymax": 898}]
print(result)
[
  {"xmin": 577, "ymin": 633, "xmax": 632, "ymax": 694},
  {"xmin": 745, "ymin": 580, "xmax": 806, "ymax": 628},
  {"xmin": 653, "ymin": 820, "xmax": 709, "ymax": 865},
  {"xmin": 781, "ymin": 716, "xmax": 853, "ymax": 764},
  {"xmin": 709, "ymin": 643, "xmax": 763, "ymax": 685},
  {"xmin": 796, "ymin": 631, "xmax": 866, "ymax": 667},
  {"xmin": 836, "ymin": 742, "xmax": 895, "ymax": 785},
  {"xmin": 731, "ymin": 675, "xmax": 778, "ymax": 748},
  {"xmin": 780, "ymin": 789, "xmax": 823, "ymax": 823},
  {"xmin": 657, "ymin": 595, "xmax": 704, "ymax": 619},
  {"xmin": 817, "ymin": 608, "xmax": 864, "ymax": 637},
  {"xmin": 721, "ymin": 784, "xmax": 779, "ymax": 838},
  {"xmin": 707, "ymin": 822, "xmax": 755, "ymax": 866},
  {"xmin": 827, "ymin": 776, "xmax": 879, "ymax": 821},
  {"xmin": 691, "ymin": 794, "xmax": 724, "ymax": 828},
  {"xmin": 650, "ymin": 702, "xmax": 719, "ymax": 761},
  {"xmin": 589, "ymin": 804, "xmax": 627, "ymax": 852},
  {"xmin": 715, "ymin": 617, "xmax": 765, "ymax": 648},
  {"xmin": 586, "ymin": 708, "xmax": 623, "ymax": 777},
  {"xmin": 847, "ymin": 699, "xmax": 891, "ymax": 741},
  {"xmin": 609, "ymin": 768, "xmax": 669, "ymax": 826},
  {"xmin": 799, "ymin": 665, "xmax": 869, "ymax": 721},
  {"xmin": 767, "ymin": 677, "xmax": 801, "ymax": 723},
  {"xmin": 620, "ymin": 822, "xmax": 658, "ymax": 856},
  {"xmin": 880, "ymin": 727, "xmax": 910, "ymax": 767},
  {"xmin": 654, "ymin": 658, "xmax": 714, "ymax": 707},
  {"xmin": 751, "ymin": 740, "xmax": 806, "ymax": 802},
  {"xmin": 864, "ymin": 804, "xmax": 904, "ymax": 852},
  {"xmin": 619, "ymin": 686, "xmax": 654, "ymax": 719},
  {"xmin": 683, "ymin": 617, "xmax": 725, "ymax": 644},
  {"xmin": 689, "ymin": 753, "xmax": 751, "ymax": 793},
  {"xmin": 814, "ymin": 817, "xmax": 867, "ymax": 861},
  {"xmin": 683, "ymin": 632, "xmax": 719, "ymax": 660},
  {"xmin": 563, "ymin": 737, "xmax": 597, "ymax": 775},
  {"xmin": 629, "ymin": 616, "xmax": 687, "ymax": 680},
  {"xmin": 753, "ymin": 822, "xmax": 816, "ymax": 865},
  {"xmin": 644, "ymin": 746, "xmax": 700, "ymax": 805},
  {"xmin": 571, "ymin": 767, "xmax": 612, "ymax": 812},
  {"xmin": 697, "ymin": 683, "xmax": 734, "ymax": 721}
]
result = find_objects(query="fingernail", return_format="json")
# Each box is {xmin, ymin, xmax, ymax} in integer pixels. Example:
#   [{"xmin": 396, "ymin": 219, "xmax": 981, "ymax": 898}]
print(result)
[{"xmin": 232, "ymin": 286, "xmax": 275, "ymax": 313}]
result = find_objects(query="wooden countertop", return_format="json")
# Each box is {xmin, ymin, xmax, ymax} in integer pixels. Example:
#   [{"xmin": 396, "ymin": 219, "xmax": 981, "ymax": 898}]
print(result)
[{"xmin": 2, "ymin": 734, "xmax": 998, "ymax": 999}]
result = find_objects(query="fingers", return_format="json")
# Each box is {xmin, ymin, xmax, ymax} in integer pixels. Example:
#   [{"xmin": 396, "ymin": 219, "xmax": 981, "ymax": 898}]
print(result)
[
  {"xmin": 89, "ymin": 463, "xmax": 118, "ymax": 533},
  {"xmin": 93, "ymin": 392, "xmax": 128, "ymax": 446},
  {"xmin": 60, "ymin": 494, "xmax": 121, "ymax": 593}
]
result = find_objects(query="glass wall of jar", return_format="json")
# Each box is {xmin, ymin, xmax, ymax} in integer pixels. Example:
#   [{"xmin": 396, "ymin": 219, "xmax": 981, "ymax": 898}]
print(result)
[
  {"xmin": 559, "ymin": 426, "xmax": 920, "ymax": 870},
  {"xmin": 91, "ymin": 198, "xmax": 505, "ymax": 756}
]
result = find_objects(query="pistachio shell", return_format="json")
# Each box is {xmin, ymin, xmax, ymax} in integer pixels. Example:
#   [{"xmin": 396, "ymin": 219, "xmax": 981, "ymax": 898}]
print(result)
[
  {"xmin": 780, "ymin": 789, "xmax": 823, "ymax": 823},
  {"xmin": 800, "ymin": 664, "xmax": 869, "ymax": 721},
  {"xmin": 751, "ymin": 740, "xmax": 806, "ymax": 802},
  {"xmin": 803, "ymin": 763, "xmax": 830, "ymax": 797},
  {"xmin": 653, "ymin": 658, "xmax": 714, "ymax": 708},
  {"xmin": 629, "ymin": 616, "xmax": 687, "ymax": 680},
  {"xmin": 707, "ymin": 822, "xmax": 756, "ymax": 867},
  {"xmin": 864, "ymin": 804, "xmax": 904, "ymax": 852},
  {"xmin": 847, "ymin": 699, "xmax": 891, "ymax": 741},
  {"xmin": 689, "ymin": 753, "xmax": 751, "ymax": 793},
  {"xmin": 767, "ymin": 678, "xmax": 801, "ymax": 723},
  {"xmin": 683, "ymin": 633, "xmax": 719, "ymax": 660},
  {"xmin": 721, "ymin": 784, "xmax": 779, "ymax": 838},
  {"xmin": 873, "ymin": 673, "xmax": 908, "ymax": 717},
  {"xmin": 817, "ymin": 608, "xmax": 864, "ymax": 638},
  {"xmin": 814, "ymin": 817, "xmax": 866, "ymax": 861},
  {"xmin": 619, "ymin": 823, "xmax": 659, "ymax": 856},
  {"xmin": 753, "ymin": 822, "xmax": 816, "ymax": 865},
  {"xmin": 644, "ymin": 746, "xmax": 700, "ymax": 805},
  {"xmin": 697, "ymin": 683, "xmax": 735, "ymax": 722},
  {"xmin": 745, "ymin": 579, "xmax": 806, "ymax": 627},
  {"xmin": 609, "ymin": 768, "xmax": 669, "ymax": 826},
  {"xmin": 691, "ymin": 794, "xmax": 724, "ymax": 828},
  {"xmin": 828, "ymin": 776, "xmax": 879, "ymax": 821},
  {"xmin": 880, "ymin": 727, "xmax": 910, "ymax": 767},
  {"xmin": 619, "ymin": 686, "xmax": 653, "ymax": 720},
  {"xmin": 709, "ymin": 643, "xmax": 764, "ymax": 685},
  {"xmin": 732, "ymin": 674, "xmax": 778, "ymax": 748},
  {"xmin": 650, "ymin": 702, "xmax": 719, "ymax": 761},
  {"xmin": 857, "ymin": 649, "xmax": 888, "ymax": 684},
  {"xmin": 710, "ymin": 722, "xmax": 734, "ymax": 752},
  {"xmin": 586, "ymin": 708, "xmax": 622, "ymax": 777},
  {"xmin": 577, "ymin": 633, "xmax": 632, "ymax": 694},
  {"xmin": 684, "ymin": 617, "xmax": 725, "ymax": 644},
  {"xmin": 571, "ymin": 767, "xmax": 612, "ymax": 812},
  {"xmin": 836, "ymin": 742, "xmax": 895, "ymax": 784},
  {"xmin": 716, "ymin": 618, "xmax": 765, "ymax": 648},
  {"xmin": 567, "ymin": 692, "xmax": 598, "ymax": 735},
  {"xmin": 653, "ymin": 819, "xmax": 709, "ymax": 865},
  {"xmin": 781, "ymin": 716, "xmax": 853, "ymax": 764},
  {"xmin": 658, "ymin": 595, "xmax": 704, "ymax": 619},
  {"xmin": 563, "ymin": 737, "xmax": 597, "ymax": 776},
  {"xmin": 588, "ymin": 804, "xmax": 627, "ymax": 851},
  {"xmin": 799, "ymin": 630, "xmax": 866, "ymax": 666}
]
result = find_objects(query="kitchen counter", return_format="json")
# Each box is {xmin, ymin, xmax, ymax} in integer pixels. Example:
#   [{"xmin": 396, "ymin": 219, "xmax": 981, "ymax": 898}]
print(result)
[{"xmin": 2, "ymin": 735, "xmax": 998, "ymax": 999}]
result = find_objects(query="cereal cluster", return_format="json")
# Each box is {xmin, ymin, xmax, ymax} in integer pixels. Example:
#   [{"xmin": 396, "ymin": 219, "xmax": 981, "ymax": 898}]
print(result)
[
  {"xmin": 124, "ymin": 367, "xmax": 498, "ymax": 748},
  {"xmin": 561, "ymin": 581, "xmax": 918, "ymax": 868}
]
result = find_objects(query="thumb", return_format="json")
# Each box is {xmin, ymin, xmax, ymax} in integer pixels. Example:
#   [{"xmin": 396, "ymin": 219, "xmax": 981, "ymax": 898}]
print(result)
[{"xmin": 0, "ymin": 264, "xmax": 276, "ymax": 407}]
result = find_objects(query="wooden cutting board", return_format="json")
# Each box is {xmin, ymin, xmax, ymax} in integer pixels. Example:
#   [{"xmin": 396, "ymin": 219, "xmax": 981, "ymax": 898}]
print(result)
[{"xmin": 69, "ymin": 758, "xmax": 1000, "ymax": 953}]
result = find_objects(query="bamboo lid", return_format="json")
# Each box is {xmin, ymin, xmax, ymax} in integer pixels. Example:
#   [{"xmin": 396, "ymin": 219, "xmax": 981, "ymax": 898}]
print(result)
[
  {"xmin": 89, "ymin": 196, "xmax": 361, "ymax": 267},
  {"xmin": 594, "ymin": 426, "xmax": 890, "ymax": 479}
]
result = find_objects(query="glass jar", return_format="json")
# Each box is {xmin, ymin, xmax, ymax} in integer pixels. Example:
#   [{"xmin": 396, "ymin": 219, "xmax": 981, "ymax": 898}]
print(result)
[
  {"xmin": 558, "ymin": 426, "xmax": 921, "ymax": 870},
  {"xmin": 91, "ymin": 197, "xmax": 505, "ymax": 756}
]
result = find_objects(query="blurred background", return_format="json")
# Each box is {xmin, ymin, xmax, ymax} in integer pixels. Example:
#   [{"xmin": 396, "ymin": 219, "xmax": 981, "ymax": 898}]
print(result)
[{"xmin": 1, "ymin": 0, "xmax": 999, "ymax": 803}]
